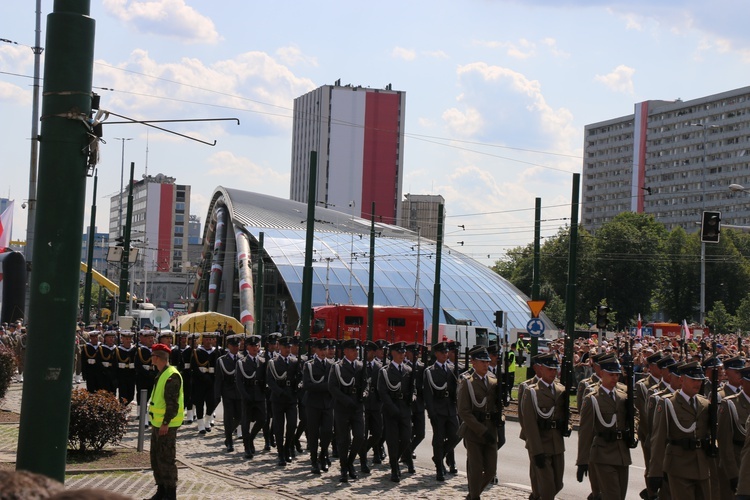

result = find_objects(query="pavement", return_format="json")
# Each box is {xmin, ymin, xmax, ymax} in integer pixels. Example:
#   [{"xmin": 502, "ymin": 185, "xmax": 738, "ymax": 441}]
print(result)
[{"xmin": 0, "ymin": 382, "xmax": 530, "ymax": 499}]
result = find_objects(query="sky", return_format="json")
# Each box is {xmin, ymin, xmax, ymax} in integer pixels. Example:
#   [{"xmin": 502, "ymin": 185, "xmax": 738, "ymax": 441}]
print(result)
[{"xmin": 3, "ymin": 0, "xmax": 750, "ymax": 267}]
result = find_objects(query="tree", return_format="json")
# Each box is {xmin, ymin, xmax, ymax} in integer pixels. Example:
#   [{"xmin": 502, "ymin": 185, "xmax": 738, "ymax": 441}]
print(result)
[
  {"xmin": 735, "ymin": 294, "xmax": 750, "ymax": 332},
  {"xmin": 705, "ymin": 301, "xmax": 735, "ymax": 335},
  {"xmin": 657, "ymin": 227, "xmax": 699, "ymax": 322}
]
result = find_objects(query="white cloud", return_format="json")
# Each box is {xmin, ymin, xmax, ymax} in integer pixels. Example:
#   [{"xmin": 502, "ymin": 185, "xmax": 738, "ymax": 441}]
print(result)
[
  {"xmin": 0, "ymin": 82, "xmax": 30, "ymax": 105},
  {"xmin": 594, "ymin": 64, "xmax": 636, "ymax": 95},
  {"xmin": 206, "ymin": 150, "xmax": 288, "ymax": 188},
  {"xmin": 103, "ymin": 0, "xmax": 220, "ymax": 44},
  {"xmin": 539, "ymin": 38, "xmax": 570, "ymax": 58},
  {"xmin": 474, "ymin": 37, "xmax": 569, "ymax": 59},
  {"xmin": 392, "ymin": 47, "xmax": 417, "ymax": 61},
  {"xmin": 275, "ymin": 46, "xmax": 318, "ymax": 67},
  {"xmin": 442, "ymin": 107, "xmax": 484, "ymax": 137},
  {"xmin": 423, "ymin": 50, "xmax": 450, "ymax": 59}
]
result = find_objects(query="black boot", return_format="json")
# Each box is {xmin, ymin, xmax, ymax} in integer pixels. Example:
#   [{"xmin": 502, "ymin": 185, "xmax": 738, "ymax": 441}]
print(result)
[
  {"xmin": 433, "ymin": 457, "xmax": 445, "ymax": 481},
  {"xmin": 339, "ymin": 465, "xmax": 349, "ymax": 483},
  {"xmin": 145, "ymin": 484, "xmax": 164, "ymax": 500},
  {"xmin": 163, "ymin": 486, "xmax": 177, "ymax": 500}
]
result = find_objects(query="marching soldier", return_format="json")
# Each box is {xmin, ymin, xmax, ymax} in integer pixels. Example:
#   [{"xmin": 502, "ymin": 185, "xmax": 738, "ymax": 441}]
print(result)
[
  {"xmin": 173, "ymin": 332, "xmax": 195, "ymax": 423},
  {"xmin": 700, "ymin": 354, "xmax": 728, "ymax": 500},
  {"xmin": 235, "ymin": 335, "xmax": 267, "ymax": 459},
  {"xmin": 359, "ymin": 340, "xmax": 384, "ymax": 471},
  {"xmin": 457, "ymin": 346, "xmax": 500, "ymax": 500},
  {"xmin": 303, "ymin": 338, "xmax": 334, "ymax": 474},
  {"xmin": 96, "ymin": 331, "xmax": 118, "ymax": 394},
  {"xmin": 735, "ymin": 414, "xmax": 750, "ymax": 500},
  {"xmin": 263, "ymin": 332, "xmax": 282, "ymax": 451},
  {"xmin": 291, "ymin": 336, "xmax": 308, "ymax": 455},
  {"xmin": 648, "ymin": 361, "xmax": 712, "ymax": 500},
  {"xmin": 520, "ymin": 353, "xmax": 567, "ymax": 500},
  {"xmin": 717, "ymin": 363, "xmax": 750, "ymax": 497},
  {"xmin": 266, "ymin": 336, "xmax": 300, "ymax": 466},
  {"xmin": 215, "ymin": 334, "xmax": 242, "ymax": 452},
  {"xmin": 115, "ymin": 330, "xmax": 137, "ymax": 405},
  {"xmin": 373, "ymin": 338, "xmax": 389, "ymax": 462},
  {"xmin": 576, "ymin": 356, "xmax": 632, "ymax": 500},
  {"xmin": 577, "ymin": 352, "xmax": 608, "ymax": 412},
  {"xmin": 405, "ymin": 343, "xmax": 426, "ymax": 461},
  {"xmin": 192, "ymin": 331, "xmax": 219, "ymax": 434},
  {"xmin": 82, "ymin": 330, "xmax": 100, "ymax": 392},
  {"xmin": 135, "ymin": 330, "xmax": 157, "ymax": 416},
  {"xmin": 377, "ymin": 341, "xmax": 414, "ymax": 482},
  {"xmin": 635, "ymin": 349, "xmax": 664, "ymax": 497},
  {"xmin": 424, "ymin": 341, "xmax": 460, "ymax": 481},
  {"xmin": 328, "ymin": 338, "xmax": 366, "ymax": 483}
]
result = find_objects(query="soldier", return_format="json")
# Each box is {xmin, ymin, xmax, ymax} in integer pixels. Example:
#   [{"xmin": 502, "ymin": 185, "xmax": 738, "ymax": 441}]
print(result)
[
  {"xmin": 215, "ymin": 334, "xmax": 242, "ymax": 452},
  {"xmin": 520, "ymin": 353, "xmax": 567, "ymax": 500},
  {"xmin": 115, "ymin": 330, "xmax": 137, "ymax": 405},
  {"xmin": 302, "ymin": 338, "xmax": 333, "ymax": 474},
  {"xmin": 648, "ymin": 361, "xmax": 712, "ymax": 499},
  {"xmin": 291, "ymin": 336, "xmax": 308, "ymax": 455},
  {"xmin": 96, "ymin": 331, "xmax": 118, "ymax": 394},
  {"xmin": 405, "ymin": 343, "xmax": 425, "ymax": 461},
  {"xmin": 576, "ymin": 356, "xmax": 632, "ymax": 500},
  {"xmin": 135, "ymin": 330, "xmax": 157, "ymax": 416},
  {"xmin": 235, "ymin": 335, "xmax": 267, "ymax": 459},
  {"xmin": 82, "ymin": 330, "xmax": 101, "ymax": 392},
  {"xmin": 377, "ymin": 341, "xmax": 414, "ymax": 482},
  {"xmin": 424, "ymin": 341, "xmax": 460, "ymax": 481},
  {"xmin": 262, "ymin": 332, "xmax": 282, "ymax": 451},
  {"xmin": 192, "ymin": 331, "xmax": 220, "ymax": 435},
  {"xmin": 328, "ymin": 338, "xmax": 366, "ymax": 483},
  {"xmin": 172, "ymin": 332, "xmax": 194, "ymax": 423},
  {"xmin": 576, "ymin": 352, "xmax": 607, "ymax": 412},
  {"xmin": 700, "ymin": 354, "xmax": 726, "ymax": 500},
  {"xmin": 634, "ymin": 349, "xmax": 664, "ymax": 497},
  {"xmin": 373, "ymin": 338, "xmax": 389, "ymax": 462},
  {"xmin": 359, "ymin": 340, "xmax": 384, "ymax": 471},
  {"xmin": 457, "ymin": 346, "xmax": 500, "ymax": 500},
  {"xmin": 718, "ymin": 365, "xmax": 750, "ymax": 497},
  {"xmin": 720, "ymin": 355, "xmax": 745, "ymax": 399},
  {"xmin": 735, "ymin": 415, "xmax": 750, "ymax": 500},
  {"xmin": 266, "ymin": 336, "xmax": 300, "ymax": 466}
]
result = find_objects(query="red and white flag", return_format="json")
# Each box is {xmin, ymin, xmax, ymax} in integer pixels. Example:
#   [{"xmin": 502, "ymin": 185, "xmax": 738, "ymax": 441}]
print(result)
[
  {"xmin": 682, "ymin": 319, "xmax": 692, "ymax": 340},
  {"xmin": 0, "ymin": 201, "xmax": 13, "ymax": 252},
  {"xmin": 636, "ymin": 314, "xmax": 642, "ymax": 339}
]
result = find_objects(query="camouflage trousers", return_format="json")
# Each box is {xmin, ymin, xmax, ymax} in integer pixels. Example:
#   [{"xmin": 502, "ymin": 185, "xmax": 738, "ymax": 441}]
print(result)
[{"xmin": 150, "ymin": 426, "xmax": 178, "ymax": 488}]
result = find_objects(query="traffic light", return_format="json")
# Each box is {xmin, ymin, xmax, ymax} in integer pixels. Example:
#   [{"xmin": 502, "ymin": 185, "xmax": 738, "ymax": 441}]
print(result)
[
  {"xmin": 596, "ymin": 305, "xmax": 610, "ymax": 330},
  {"xmin": 494, "ymin": 310, "xmax": 504, "ymax": 328},
  {"xmin": 700, "ymin": 211, "xmax": 721, "ymax": 243}
]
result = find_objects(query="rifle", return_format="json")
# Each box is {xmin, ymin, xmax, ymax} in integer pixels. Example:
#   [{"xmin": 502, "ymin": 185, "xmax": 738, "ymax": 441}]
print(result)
[
  {"xmin": 623, "ymin": 338, "xmax": 638, "ymax": 448},
  {"xmin": 560, "ymin": 333, "xmax": 573, "ymax": 437},
  {"xmin": 500, "ymin": 344, "xmax": 510, "ymax": 407},
  {"xmin": 708, "ymin": 340, "xmax": 719, "ymax": 457}
]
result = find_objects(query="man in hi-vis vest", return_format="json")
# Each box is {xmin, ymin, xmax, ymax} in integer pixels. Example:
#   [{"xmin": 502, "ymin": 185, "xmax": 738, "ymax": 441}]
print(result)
[{"xmin": 147, "ymin": 343, "xmax": 184, "ymax": 500}]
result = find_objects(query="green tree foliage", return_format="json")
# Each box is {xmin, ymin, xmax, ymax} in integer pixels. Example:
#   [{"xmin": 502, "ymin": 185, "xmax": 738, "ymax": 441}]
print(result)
[
  {"xmin": 735, "ymin": 294, "xmax": 750, "ymax": 332},
  {"xmin": 657, "ymin": 227, "xmax": 698, "ymax": 322},
  {"xmin": 705, "ymin": 301, "xmax": 735, "ymax": 335},
  {"xmin": 68, "ymin": 389, "xmax": 129, "ymax": 452}
]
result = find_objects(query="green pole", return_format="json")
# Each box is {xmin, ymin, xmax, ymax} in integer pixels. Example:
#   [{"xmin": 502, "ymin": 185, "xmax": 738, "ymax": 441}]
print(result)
[
  {"xmin": 564, "ymin": 175, "xmax": 580, "ymax": 373},
  {"xmin": 16, "ymin": 0, "xmax": 95, "ymax": 482},
  {"xmin": 117, "ymin": 162, "xmax": 135, "ymax": 317},
  {"xmin": 299, "ymin": 151, "xmax": 317, "ymax": 342},
  {"xmin": 430, "ymin": 204, "xmax": 445, "ymax": 346},
  {"xmin": 82, "ymin": 172, "xmax": 98, "ymax": 325},
  {"xmin": 256, "ymin": 232, "xmax": 265, "ymax": 337},
  {"xmin": 367, "ymin": 202, "xmax": 375, "ymax": 342},
  {"xmin": 530, "ymin": 197, "xmax": 541, "ymax": 357}
]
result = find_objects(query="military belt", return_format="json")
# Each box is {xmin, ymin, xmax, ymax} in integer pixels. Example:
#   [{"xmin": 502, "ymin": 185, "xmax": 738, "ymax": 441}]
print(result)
[
  {"xmin": 389, "ymin": 390, "xmax": 404, "ymax": 400},
  {"xmin": 669, "ymin": 438, "xmax": 709, "ymax": 450},
  {"xmin": 435, "ymin": 389, "xmax": 450, "ymax": 399},
  {"xmin": 538, "ymin": 418, "xmax": 566, "ymax": 430},
  {"xmin": 596, "ymin": 429, "xmax": 627, "ymax": 442}
]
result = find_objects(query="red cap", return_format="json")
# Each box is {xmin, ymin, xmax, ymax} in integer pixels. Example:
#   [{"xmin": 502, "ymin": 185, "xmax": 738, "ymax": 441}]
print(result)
[{"xmin": 152, "ymin": 343, "xmax": 171, "ymax": 355}]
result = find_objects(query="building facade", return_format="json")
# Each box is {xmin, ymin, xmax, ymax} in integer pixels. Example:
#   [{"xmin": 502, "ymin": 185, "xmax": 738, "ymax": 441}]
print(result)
[
  {"xmin": 108, "ymin": 173, "xmax": 190, "ymax": 273},
  {"xmin": 399, "ymin": 193, "xmax": 445, "ymax": 241},
  {"xmin": 81, "ymin": 226, "xmax": 109, "ymax": 273},
  {"xmin": 582, "ymin": 86, "xmax": 750, "ymax": 232},
  {"xmin": 290, "ymin": 81, "xmax": 406, "ymax": 224}
]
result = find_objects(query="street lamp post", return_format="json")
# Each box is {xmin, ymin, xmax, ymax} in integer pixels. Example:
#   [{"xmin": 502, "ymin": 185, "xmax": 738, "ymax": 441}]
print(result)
[
  {"xmin": 692, "ymin": 123, "xmax": 713, "ymax": 325},
  {"xmin": 114, "ymin": 138, "xmax": 133, "ymax": 238}
]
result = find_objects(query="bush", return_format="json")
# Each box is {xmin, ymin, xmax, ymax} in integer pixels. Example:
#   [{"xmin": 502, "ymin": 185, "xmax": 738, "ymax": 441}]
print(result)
[
  {"xmin": 68, "ymin": 389, "xmax": 129, "ymax": 452},
  {"xmin": 0, "ymin": 345, "xmax": 15, "ymax": 401}
]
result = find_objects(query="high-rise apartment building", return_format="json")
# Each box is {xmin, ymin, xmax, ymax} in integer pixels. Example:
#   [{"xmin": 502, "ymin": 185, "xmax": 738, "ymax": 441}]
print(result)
[
  {"xmin": 583, "ymin": 86, "xmax": 750, "ymax": 232},
  {"xmin": 81, "ymin": 226, "xmax": 109, "ymax": 273},
  {"xmin": 399, "ymin": 193, "xmax": 445, "ymax": 241},
  {"xmin": 109, "ymin": 173, "xmax": 190, "ymax": 273},
  {"xmin": 290, "ymin": 81, "xmax": 406, "ymax": 224}
]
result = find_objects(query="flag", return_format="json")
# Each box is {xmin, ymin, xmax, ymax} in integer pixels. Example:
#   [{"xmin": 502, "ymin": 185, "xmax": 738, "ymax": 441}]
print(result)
[
  {"xmin": 0, "ymin": 201, "xmax": 14, "ymax": 252},
  {"xmin": 636, "ymin": 314, "xmax": 642, "ymax": 339},
  {"xmin": 682, "ymin": 319, "xmax": 692, "ymax": 340}
]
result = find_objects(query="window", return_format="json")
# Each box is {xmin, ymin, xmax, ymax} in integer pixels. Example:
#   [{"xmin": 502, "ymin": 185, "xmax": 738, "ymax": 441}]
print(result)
[{"xmin": 344, "ymin": 316, "xmax": 364, "ymax": 326}]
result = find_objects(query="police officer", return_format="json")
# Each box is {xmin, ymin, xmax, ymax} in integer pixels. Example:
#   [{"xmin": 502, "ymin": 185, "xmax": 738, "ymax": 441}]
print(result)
[
  {"xmin": 329, "ymin": 338, "xmax": 366, "ymax": 483},
  {"xmin": 266, "ymin": 336, "xmax": 300, "ymax": 466},
  {"xmin": 303, "ymin": 338, "xmax": 334, "ymax": 474},
  {"xmin": 405, "ymin": 343, "xmax": 426, "ymax": 461},
  {"xmin": 576, "ymin": 356, "xmax": 632, "ymax": 500},
  {"xmin": 457, "ymin": 346, "xmax": 500, "ymax": 500},
  {"xmin": 358, "ymin": 340, "xmax": 383, "ymax": 471},
  {"xmin": 235, "ymin": 334, "xmax": 266, "ymax": 459},
  {"xmin": 116, "ymin": 330, "xmax": 137, "ymax": 405},
  {"xmin": 424, "ymin": 341, "xmax": 460, "ymax": 481},
  {"xmin": 718, "ymin": 363, "xmax": 750, "ymax": 497},
  {"xmin": 377, "ymin": 341, "xmax": 414, "ymax": 482},
  {"xmin": 215, "ymin": 334, "xmax": 242, "ymax": 452},
  {"xmin": 520, "ymin": 353, "xmax": 567, "ymax": 500},
  {"xmin": 648, "ymin": 361, "xmax": 711, "ymax": 499},
  {"xmin": 97, "ymin": 331, "xmax": 118, "ymax": 394},
  {"xmin": 191, "ymin": 331, "xmax": 219, "ymax": 434}
]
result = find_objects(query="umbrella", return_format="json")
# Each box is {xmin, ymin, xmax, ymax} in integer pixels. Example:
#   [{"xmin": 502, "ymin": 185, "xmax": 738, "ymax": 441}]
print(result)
[{"xmin": 170, "ymin": 311, "xmax": 244, "ymax": 333}]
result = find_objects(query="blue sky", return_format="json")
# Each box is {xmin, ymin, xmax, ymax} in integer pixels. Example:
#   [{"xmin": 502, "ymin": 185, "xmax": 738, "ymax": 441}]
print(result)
[{"xmin": 2, "ymin": 0, "xmax": 750, "ymax": 265}]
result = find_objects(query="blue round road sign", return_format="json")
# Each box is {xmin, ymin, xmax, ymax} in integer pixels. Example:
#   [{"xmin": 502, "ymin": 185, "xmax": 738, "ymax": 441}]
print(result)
[{"xmin": 526, "ymin": 318, "xmax": 545, "ymax": 338}]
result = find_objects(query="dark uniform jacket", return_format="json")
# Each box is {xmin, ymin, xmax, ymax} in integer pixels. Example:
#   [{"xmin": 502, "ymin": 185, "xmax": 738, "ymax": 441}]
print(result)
[
  {"xmin": 717, "ymin": 391, "xmax": 750, "ymax": 480},
  {"xmin": 266, "ymin": 354, "xmax": 299, "ymax": 403},
  {"xmin": 363, "ymin": 358, "xmax": 383, "ymax": 411},
  {"xmin": 215, "ymin": 352, "xmax": 241, "ymax": 400},
  {"xmin": 235, "ymin": 353, "xmax": 266, "ymax": 402},
  {"xmin": 302, "ymin": 355, "xmax": 333, "ymax": 409},
  {"xmin": 520, "ymin": 379, "xmax": 566, "ymax": 456},
  {"xmin": 406, "ymin": 359, "xmax": 425, "ymax": 414},
  {"xmin": 328, "ymin": 358, "xmax": 364, "ymax": 411},
  {"xmin": 577, "ymin": 385, "xmax": 632, "ymax": 467},
  {"xmin": 423, "ymin": 361, "xmax": 458, "ymax": 418},
  {"xmin": 377, "ymin": 362, "xmax": 413, "ymax": 418}
]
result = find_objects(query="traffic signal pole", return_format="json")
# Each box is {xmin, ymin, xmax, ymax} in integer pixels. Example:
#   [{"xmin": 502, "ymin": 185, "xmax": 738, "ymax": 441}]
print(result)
[{"xmin": 16, "ymin": 0, "xmax": 95, "ymax": 482}]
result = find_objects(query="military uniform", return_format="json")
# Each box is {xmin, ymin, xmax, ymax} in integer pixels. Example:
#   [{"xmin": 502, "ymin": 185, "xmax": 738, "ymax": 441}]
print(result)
[
  {"xmin": 634, "ymin": 351, "xmax": 664, "ymax": 490},
  {"xmin": 359, "ymin": 341, "xmax": 384, "ymax": 470},
  {"xmin": 576, "ymin": 358, "xmax": 632, "ymax": 500},
  {"xmin": 328, "ymin": 339, "xmax": 366, "ymax": 482},
  {"xmin": 191, "ymin": 332, "xmax": 220, "ymax": 434},
  {"xmin": 303, "ymin": 339, "xmax": 334, "ymax": 474},
  {"xmin": 377, "ymin": 341, "xmax": 414, "ymax": 482},
  {"xmin": 424, "ymin": 341, "xmax": 460, "ymax": 481},
  {"xmin": 235, "ymin": 335, "xmax": 267, "ymax": 459},
  {"xmin": 135, "ymin": 330, "xmax": 157, "ymax": 405},
  {"xmin": 457, "ymin": 346, "xmax": 500, "ymax": 500},
  {"xmin": 648, "ymin": 361, "xmax": 712, "ymax": 500},
  {"xmin": 262, "ymin": 332, "xmax": 282, "ymax": 450},
  {"xmin": 405, "ymin": 344, "xmax": 426, "ymax": 460},
  {"xmin": 717, "ymin": 365, "xmax": 750, "ymax": 497},
  {"xmin": 215, "ymin": 335, "xmax": 242, "ymax": 452},
  {"xmin": 82, "ymin": 331, "xmax": 100, "ymax": 392},
  {"xmin": 172, "ymin": 332, "xmax": 194, "ymax": 422},
  {"xmin": 266, "ymin": 336, "xmax": 300, "ymax": 466},
  {"xmin": 115, "ymin": 331, "xmax": 137, "ymax": 404},
  {"xmin": 96, "ymin": 332, "xmax": 118, "ymax": 394},
  {"xmin": 520, "ymin": 354, "xmax": 566, "ymax": 500},
  {"xmin": 736, "ymin": 414, "xmax": 750, "ymax": 499}
]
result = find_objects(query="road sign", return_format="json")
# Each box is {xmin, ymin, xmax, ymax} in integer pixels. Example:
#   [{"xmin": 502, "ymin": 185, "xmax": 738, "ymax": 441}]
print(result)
[
  {"xmin": 527, "ymin": 300, "xmax": 546, "ymax": 318},
  {"xmin": 526, "ymin": 318, "xmax": 545, "ymax": 338}
]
